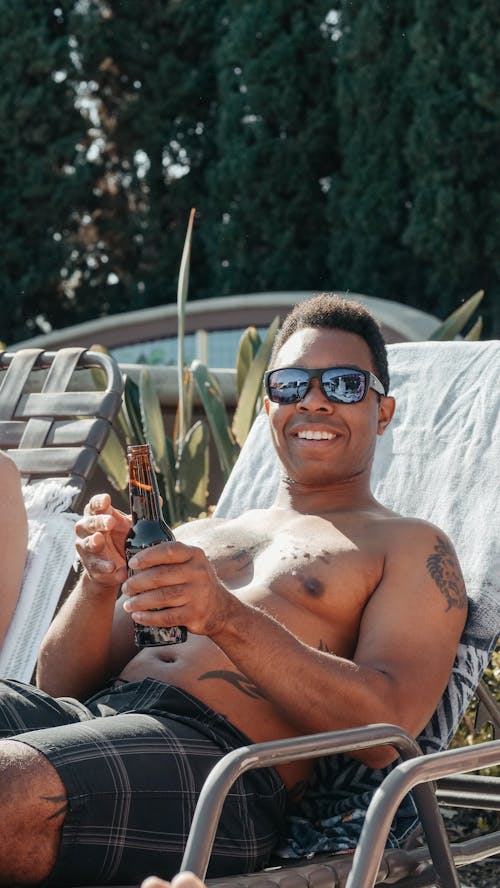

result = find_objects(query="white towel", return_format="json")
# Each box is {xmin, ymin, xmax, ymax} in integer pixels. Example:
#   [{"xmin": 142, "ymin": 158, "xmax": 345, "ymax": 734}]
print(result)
[{"xmin": 0, "ymin": 481, "xmax": 79, "ymax": 683}]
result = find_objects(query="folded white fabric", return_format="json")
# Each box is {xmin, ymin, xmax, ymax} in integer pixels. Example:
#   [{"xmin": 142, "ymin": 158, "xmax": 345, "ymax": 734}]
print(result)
[{"xmin": 0, "ymin": 481, "xmax": 79, "ymax": 683}]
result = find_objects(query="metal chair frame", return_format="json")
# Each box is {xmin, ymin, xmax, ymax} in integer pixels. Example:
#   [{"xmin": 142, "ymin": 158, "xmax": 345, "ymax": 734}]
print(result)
[{"xmin": 0, "ymin": 346, "xmax": 124, "ymax": 510}]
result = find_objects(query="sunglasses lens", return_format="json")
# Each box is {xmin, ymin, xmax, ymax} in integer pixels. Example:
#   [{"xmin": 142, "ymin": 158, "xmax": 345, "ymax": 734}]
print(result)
[
  {"xmin": 267, "ymin": 369, "xmax": 310, "ymax": 403},
  {"xmin": 322, "ymin": 369, "xmax": 366, "ymax": 402}
]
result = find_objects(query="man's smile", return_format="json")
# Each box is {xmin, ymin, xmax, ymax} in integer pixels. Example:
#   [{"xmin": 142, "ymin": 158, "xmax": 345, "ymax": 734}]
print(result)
[{"xmin": 296, "ymin": 430, "xmax": 337, "ymax": 441}]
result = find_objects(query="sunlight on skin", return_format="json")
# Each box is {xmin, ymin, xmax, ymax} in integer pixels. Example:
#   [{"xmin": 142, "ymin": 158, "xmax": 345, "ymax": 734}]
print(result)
[{"xmin": 141, "ymin": 874, "xmax": 206, "ymax": 888}]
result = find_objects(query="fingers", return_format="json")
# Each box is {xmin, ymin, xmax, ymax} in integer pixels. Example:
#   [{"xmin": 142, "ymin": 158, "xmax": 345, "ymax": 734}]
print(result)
[
  {"xmin": 83, "ymin": 492, "xmax": 111, "ymax": 515},
  {"xmin": 121, "ymin": 564, "xmax": 229, "ymax": 638},
  {"xmin": 77, "ymin": 494, "xmax": 131, "ymax": 538},
  {"xmin": 122, "ymin": 585, "xmax": 187, "ymax": 621},
  {"xmin": 122, "ymin": 547, "xmax": 206, "ymax": 606},
  {"xmin": 141, "ymin": 873, "xmax": 207, "ymax": 888},
  {"xmin": 126, "ymin": 540, "xmax": 195, "ymax": 571},
  {"xmin": 141, "ymin": 880, "xmax": 169, "ymax": 888},
  {"xmin": 172, "ymin": 874, "xmax": 207, "ymax": 888},
  {"xmin": 75, "ymin": 494, "xmax": 131, "ymax": 587},
  {"xmin": 75, "ymin": 513, "xmax": 114, "ymax": 539}
]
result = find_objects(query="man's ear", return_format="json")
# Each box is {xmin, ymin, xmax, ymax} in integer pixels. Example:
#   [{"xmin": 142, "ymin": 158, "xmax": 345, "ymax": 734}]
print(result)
[
  {"xmin": 263, "ymin": 395, "xmax": 270, "ymax": 415},
  {"xmin": 377, "ymin": 395, "xmax": 395, "ymax": 435}
]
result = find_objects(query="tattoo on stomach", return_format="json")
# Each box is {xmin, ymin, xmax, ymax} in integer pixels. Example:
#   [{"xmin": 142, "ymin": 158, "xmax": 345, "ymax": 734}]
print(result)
[{"xmin": 198, "ymin": 670, "xmax": 268, "ymax": 700}]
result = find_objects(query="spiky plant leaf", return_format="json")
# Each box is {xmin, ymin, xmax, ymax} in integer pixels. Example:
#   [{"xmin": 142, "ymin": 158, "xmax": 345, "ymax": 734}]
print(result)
[
  {"xmin": 428, "ymin": 290, "xmax": 484, "ymax": 340},
  {"xmin": 123, "ymin": 375, "xmax": 145, "ymax": 444},
  {"xmin": 138, "ymin": 367, "xmax": 178, "ymax": 524},
  {"xmin": 139, "ymin": 368, "xmax": 167, "ymax": 463},
  {"xmin": 191, "ymin": 360, "xmax": 238, "ymax": 483},
  {"xmin": 184, "ymin": 366, "xmax": 195, "ymax": 434},
  {"xmin": 177, "ymin": 420, "xmax": 210, "ymax": 518},
  {"xmin": 162, "ymin": 434, "xmax": 180, "ymax": 527},
  {"xmin": 87, "ymin": 344, "xmax": 133, "ymax": 445},
  {"xmin": 232, "ymin": 315, "xmax": 280, "ymax": 447},
  {"xmin": 236, "ymin": 326, "xmax": 261, "ymax": 398},
  {"xmin": 97, "ymin": 427, "xmax": 128, "ymax": 496},
  {"xmin": 465, "ymin": 316, "xmax": 483, "ymax": 341},
  {"xmin": 177, "ymin": 208, "xmax": 196, "ymax": 450}
]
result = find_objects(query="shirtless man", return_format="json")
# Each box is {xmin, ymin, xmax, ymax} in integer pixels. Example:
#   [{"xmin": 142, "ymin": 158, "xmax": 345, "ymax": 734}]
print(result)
[{"xmin": 0, "ymin": 295, "xmax": 467, "ymax": 886}]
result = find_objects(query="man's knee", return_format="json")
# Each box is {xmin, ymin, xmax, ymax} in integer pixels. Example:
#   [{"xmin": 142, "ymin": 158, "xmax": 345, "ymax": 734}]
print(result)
[{"xmin": 0, "ymin": 739, "xmax": 66, "ymax": 884}]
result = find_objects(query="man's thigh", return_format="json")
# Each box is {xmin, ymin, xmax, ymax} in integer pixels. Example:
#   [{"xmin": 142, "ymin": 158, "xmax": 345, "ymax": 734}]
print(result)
[
  {"xmin": 14, "ymin": 707, "xmax": 286, "ymax": 885},
  {"xmin": 0, "ymin": 678, "xmax": 92, "ymax": 735}
]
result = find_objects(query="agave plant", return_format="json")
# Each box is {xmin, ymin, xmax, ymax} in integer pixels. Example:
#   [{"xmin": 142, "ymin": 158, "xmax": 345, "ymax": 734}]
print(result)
[
  {"xmin": 96, "ymin": 202, "xmax": 485, "ymax": 525},
  {"xmin": 96, "ymin": 211, "xmax": 279, "ymax": 526},
  {"xmin": 428, "ymin": 290, "xmax": 484, "ymax": 340}
]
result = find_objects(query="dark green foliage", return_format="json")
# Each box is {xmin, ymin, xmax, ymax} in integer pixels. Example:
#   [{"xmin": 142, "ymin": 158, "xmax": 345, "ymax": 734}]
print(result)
[
  {"xmin": 326, "ymin": 1, "xmax": 423, "ymax": 305},
  {"xmin": 328, "ymin": 0, "xmax": 500, "ymax": 334},
  {"xmin": 403, "ymin": 1, "xmax": 500, "ymax": 333},
  {"xmin": 0, "ymin": 1, "xmax": 89, "ymax": 342},
  {"xmin": 69, "ymin": 0, "xmax": 220, "ymax": 312},
  {"xmin": 1, "ymin": 1, "xmax": 499, "ymax": 343},
  {"xmin": 203, "ymin": 1, "xmax": 336, "ymax": 296}
]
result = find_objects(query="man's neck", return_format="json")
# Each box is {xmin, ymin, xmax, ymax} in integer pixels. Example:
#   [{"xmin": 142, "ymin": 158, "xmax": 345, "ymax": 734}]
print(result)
[{"xmin": 272, "ymin": 473, "xmax": 378, "ymax": 516}]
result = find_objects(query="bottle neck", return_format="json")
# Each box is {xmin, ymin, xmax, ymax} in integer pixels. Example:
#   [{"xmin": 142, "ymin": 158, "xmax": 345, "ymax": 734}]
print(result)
[{"xmin": 128, "ymin": 448, "xmax": 162, "ymax": 523}]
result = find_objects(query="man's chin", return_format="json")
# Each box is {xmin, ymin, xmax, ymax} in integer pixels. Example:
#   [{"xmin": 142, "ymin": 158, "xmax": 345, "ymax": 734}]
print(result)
[{"xmin": 281, "ymin": 468, "xmax": 345, "ymax": 490}]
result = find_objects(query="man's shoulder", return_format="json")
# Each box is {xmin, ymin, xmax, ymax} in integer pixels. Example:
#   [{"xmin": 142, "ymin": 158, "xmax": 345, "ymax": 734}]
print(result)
[
  {"xmin": 377, "ymin": 512, "xmax": 462, "ymax": 584},
  {"xmin": 366, "ymin": 504, "xmax": 458, "ymax": 558}
]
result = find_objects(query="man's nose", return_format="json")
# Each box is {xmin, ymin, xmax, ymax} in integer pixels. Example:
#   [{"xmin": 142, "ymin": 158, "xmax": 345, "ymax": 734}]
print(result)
[{"xmin": 297, "ymin": 378, "xmax": 334, "ymax": 411}]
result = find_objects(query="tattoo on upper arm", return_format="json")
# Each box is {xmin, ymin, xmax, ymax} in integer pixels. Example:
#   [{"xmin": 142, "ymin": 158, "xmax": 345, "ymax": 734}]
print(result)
[
  {"xmin": 426, "ymin": 535, "xmax": 467, "ymax": 611},
  {"xmin": 198, "ymin": 670, "xmax": 268, "ymax": 700}
]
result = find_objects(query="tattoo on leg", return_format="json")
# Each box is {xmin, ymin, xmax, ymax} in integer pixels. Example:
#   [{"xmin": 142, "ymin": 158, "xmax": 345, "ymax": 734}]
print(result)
[
  {"xmin": 426, "ymin": 535, "xmax": 467, "ymax": 611},
  {"xmin": 198, "ymin": 670, "xmax": 268, "ymax": 700},
  {"xmin": 41, "ymin": 793, "xmax": 69, "ymax": 821}
]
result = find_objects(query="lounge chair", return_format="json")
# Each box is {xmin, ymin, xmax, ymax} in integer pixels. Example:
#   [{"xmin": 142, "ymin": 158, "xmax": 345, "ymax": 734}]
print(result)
[
  {"xmin": 38, "ymin": 339, "xmax": 498, "ymax": 888},
  {"xmin": 0, "ymin": 346, "xmax": 124, "ymax": 682},
  {"xmin": 176, "ymin": 339, "xmax": 500, "ymax": 888}
]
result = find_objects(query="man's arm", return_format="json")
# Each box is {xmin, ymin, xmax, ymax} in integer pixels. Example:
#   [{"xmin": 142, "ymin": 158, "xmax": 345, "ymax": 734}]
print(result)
[
  {"xmin": 0, "ymin": 454, "xmax": 28, "ymax": 647},
  {"xmin": 122, "ymin": 519, "xmax": 467, "ymax": 768},
  {"xmin": 36, "ymin": 494, "xmax": 135, "ymax": 699}
]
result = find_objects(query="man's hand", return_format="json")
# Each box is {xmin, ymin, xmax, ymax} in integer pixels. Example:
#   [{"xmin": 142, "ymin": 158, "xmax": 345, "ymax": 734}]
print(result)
[
  {"xmin": 142, "ymin": 874, "xmax": 206, "ymax": 888},
  {"xmin": 121, "ymin": 540, "xmax": 233, "ymax": 637},
  {"xmin": 38, "ymin": 493, "xmax": 134, "ymax": 697},
  {"xmin": 75, "ymin": 493, "xmax": 131, "ymax": 590}
]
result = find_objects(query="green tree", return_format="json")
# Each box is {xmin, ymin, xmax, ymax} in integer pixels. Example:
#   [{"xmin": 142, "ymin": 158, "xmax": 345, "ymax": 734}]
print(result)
[
  {"xmin": 403, "ymin": 0, "xmax": 500, "ymax": 332},
  {"xmin": 2, "ymin": 1, "xmax": 499, "ymax": 342},
  {"xmin": 70, "ymin": 0, "xmax": 221, "ymax": 313},
  {"xmin": 203, "ymin": 0, "xmax": 337, "ymax": 297},
  {"xmin": 326, "ymin": 1, "xmax": 421, "ymax": 306},
  {"xmin": 0, "ymin": 1, "xmax": 91, "ymax": 344}
]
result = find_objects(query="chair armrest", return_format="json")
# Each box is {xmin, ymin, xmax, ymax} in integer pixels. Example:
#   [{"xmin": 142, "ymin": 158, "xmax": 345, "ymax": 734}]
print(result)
[{"xmin": 181, "ymin": 724, "xmax": 424, "ymax": 880}]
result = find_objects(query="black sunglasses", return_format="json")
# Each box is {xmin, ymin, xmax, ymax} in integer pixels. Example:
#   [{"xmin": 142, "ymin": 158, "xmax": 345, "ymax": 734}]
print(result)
[{"xmin": 264, "ymin": 366, "xmax": 386, "ymax": 405}]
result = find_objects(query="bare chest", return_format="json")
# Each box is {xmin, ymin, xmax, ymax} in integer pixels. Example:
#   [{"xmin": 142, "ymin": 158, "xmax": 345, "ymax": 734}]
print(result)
[{"xmin": 196, "ymin": 518, "xmax": 384, "ymax": 648}]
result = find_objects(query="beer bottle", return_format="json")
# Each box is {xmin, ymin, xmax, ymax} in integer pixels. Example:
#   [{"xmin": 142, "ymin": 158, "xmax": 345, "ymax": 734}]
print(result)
[{"xmin": 125, "ymin": 443, "xmax": 187, "ymax": 646}]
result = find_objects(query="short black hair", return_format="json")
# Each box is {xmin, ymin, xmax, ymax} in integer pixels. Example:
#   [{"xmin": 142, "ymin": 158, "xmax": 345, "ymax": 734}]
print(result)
[{"xmin": 270, "ymin": 293, "xmax": 389, "ymax": 394}]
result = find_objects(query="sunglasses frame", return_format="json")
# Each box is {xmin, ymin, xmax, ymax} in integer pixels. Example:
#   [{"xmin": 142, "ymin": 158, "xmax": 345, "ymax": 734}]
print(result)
[{"xmin": 264, "ymin": 365, "xmax": 386, "ymax": 405}]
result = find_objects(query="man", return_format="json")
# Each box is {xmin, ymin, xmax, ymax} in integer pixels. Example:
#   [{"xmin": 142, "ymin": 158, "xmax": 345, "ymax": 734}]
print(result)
[{"xmin": 0, "ymin": 295, "xmax": 466, "ymax": 886}]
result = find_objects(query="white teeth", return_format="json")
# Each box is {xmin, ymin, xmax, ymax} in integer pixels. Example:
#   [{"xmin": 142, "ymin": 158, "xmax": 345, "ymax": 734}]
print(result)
[{"xmin": 297, "ymin": 430, "xmax": 336, "ymax": 440}]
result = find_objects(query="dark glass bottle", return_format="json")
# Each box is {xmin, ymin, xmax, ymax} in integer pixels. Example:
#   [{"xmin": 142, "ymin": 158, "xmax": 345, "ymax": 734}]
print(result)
[{"xmin": 125, "ymin": 443, "xmax": 187, "ymax": 647}]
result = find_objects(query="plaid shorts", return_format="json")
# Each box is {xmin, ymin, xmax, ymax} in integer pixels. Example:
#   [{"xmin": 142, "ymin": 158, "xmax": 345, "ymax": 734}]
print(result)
[{"xmin": 0, "ymin": 678, "xmax": 286, "ymax": 886}]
